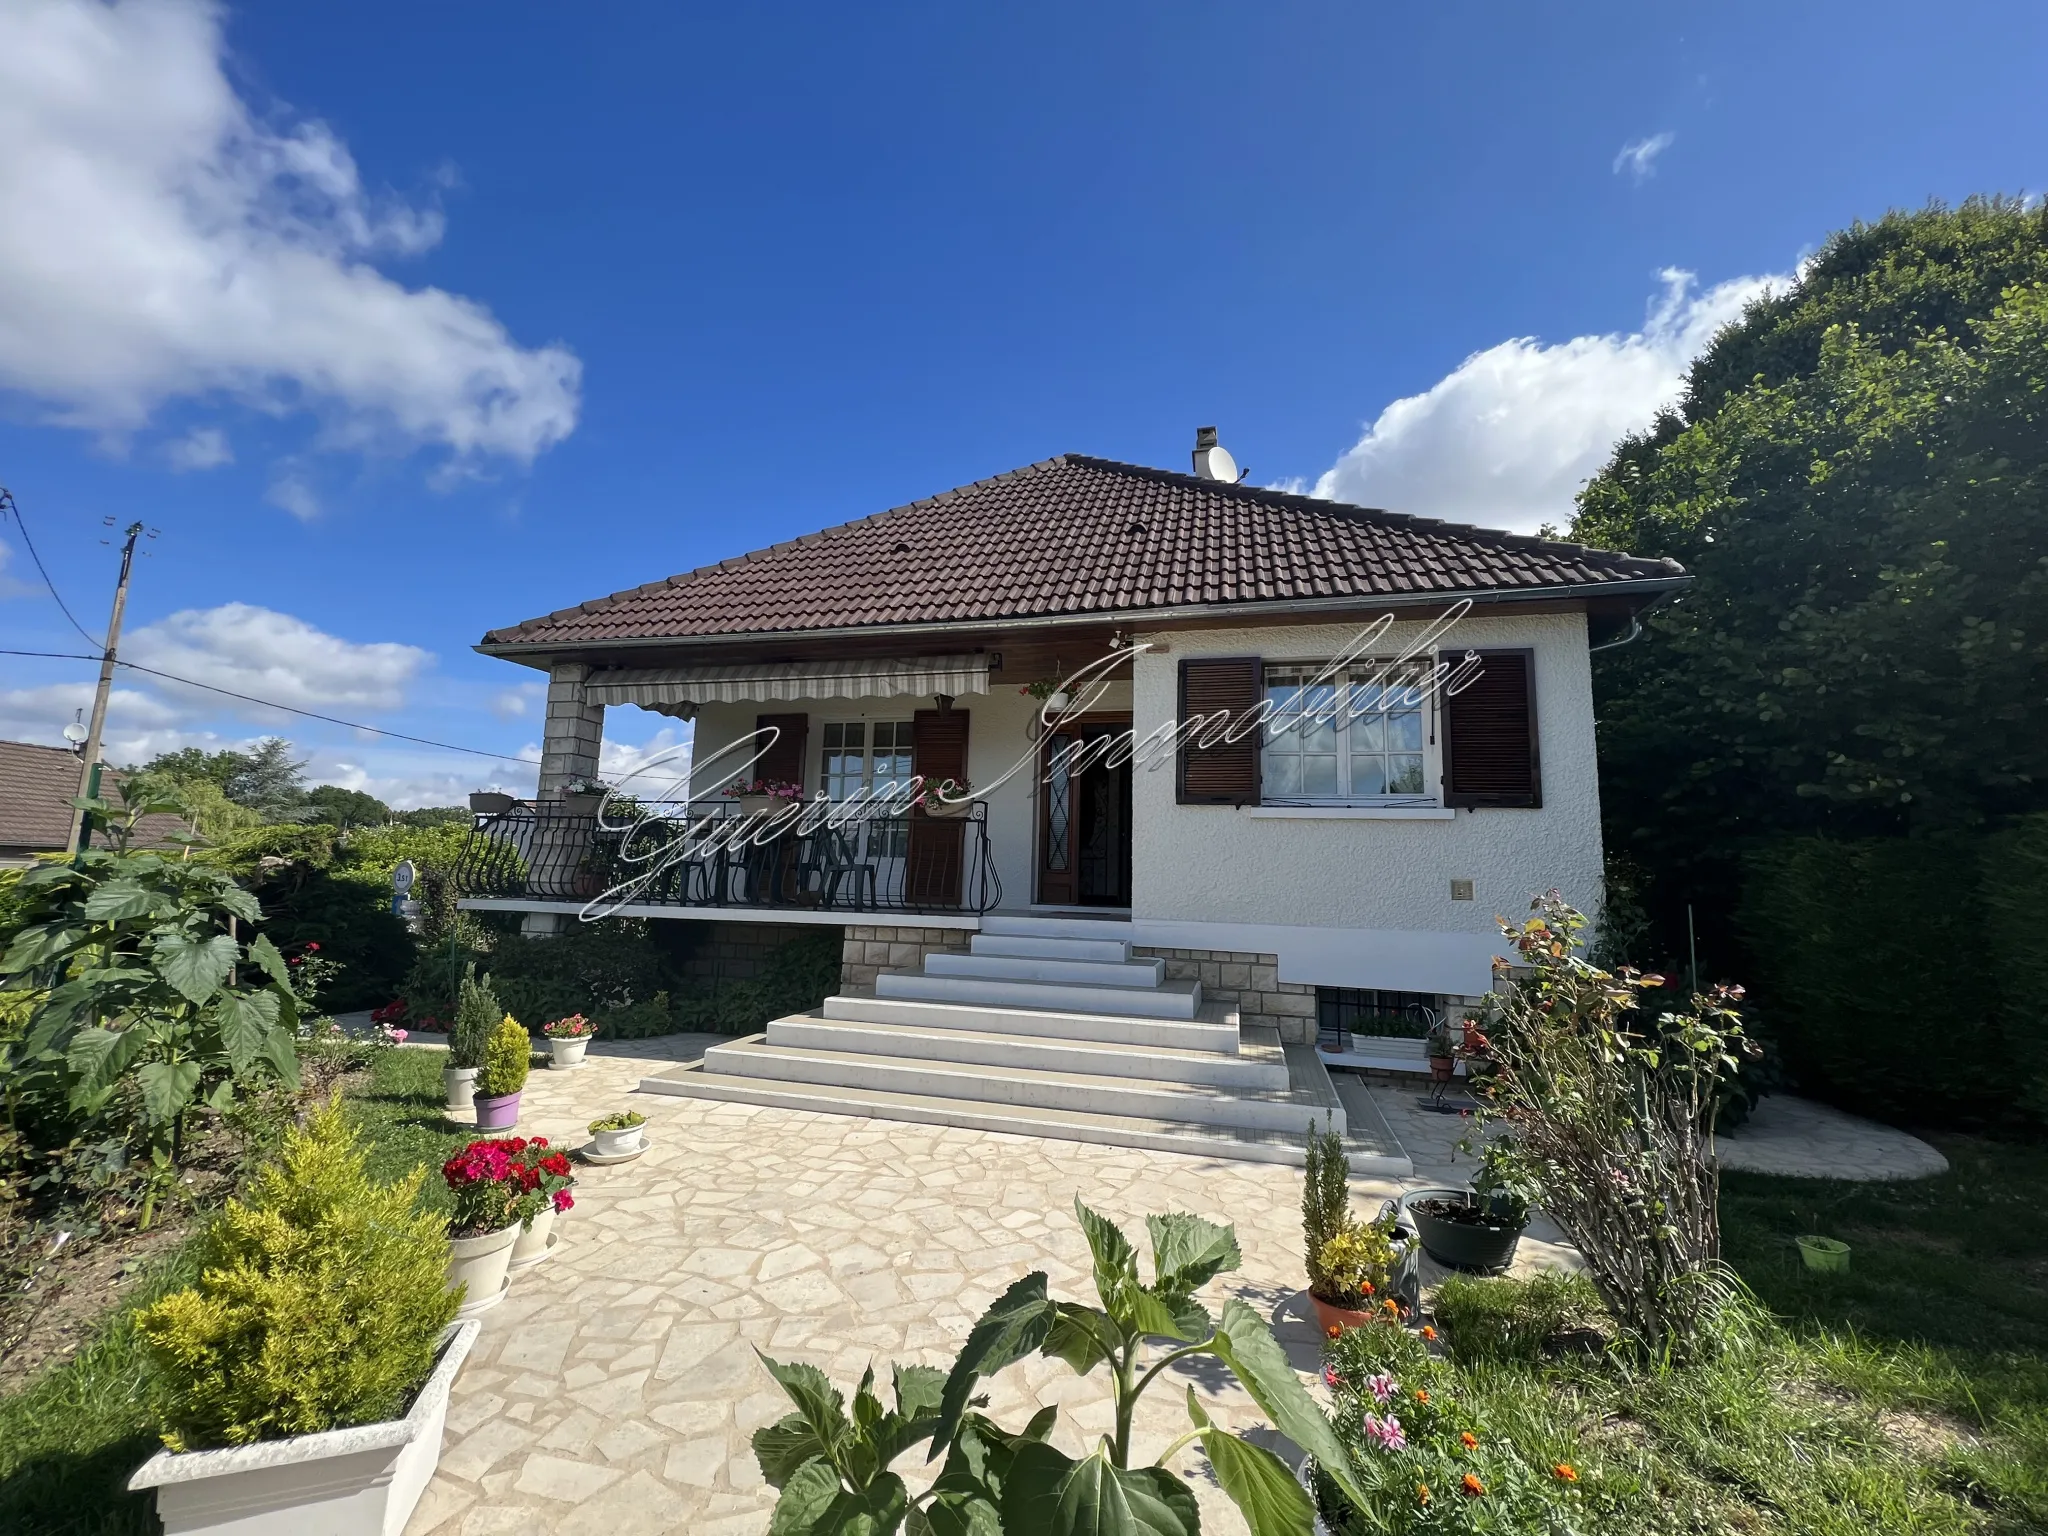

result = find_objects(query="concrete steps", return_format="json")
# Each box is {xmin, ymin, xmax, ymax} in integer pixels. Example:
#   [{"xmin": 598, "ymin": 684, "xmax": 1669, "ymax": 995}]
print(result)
[
  {"xmin": 762, "ymin": 1016, "xmax": 1287, "ymax": 1089},
  {"xmin": 638, "ymin": 1065, "xmax": 1412, "ymax": 1174},
  {"xmin": 636, "ymin": 912, "xmax": 1411, "ymax": 1168},
  {"xmin": 876, "ymin": 971, "xmax": 1202, "ymax": 1019}
]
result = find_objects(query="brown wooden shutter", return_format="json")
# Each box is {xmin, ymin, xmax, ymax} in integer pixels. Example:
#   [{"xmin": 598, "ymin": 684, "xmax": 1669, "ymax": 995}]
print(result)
[
  {"xmin": 1176, "ymin": 657, "xmax": 1262, "ymax": 806},
  {"xmin": 754, "ymin": 712, "xmax": 809, "ymax": 788},
  {"xmin": 907, "ymin": 708, "xmax": 969, "ymax": 907},
  {"xmin": 1438, "ymin": 649, "xmax": 1540, "ymax": 808}
]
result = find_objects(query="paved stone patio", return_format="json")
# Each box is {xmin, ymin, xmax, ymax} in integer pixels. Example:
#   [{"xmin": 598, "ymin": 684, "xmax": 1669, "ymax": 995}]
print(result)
[
  {"xmin": 1715, "ymin": 1092, "xmax": 1950, "ymax": 1180},
  {"xmin": 406, "ymin": 1038, "xmax": 1575, "ymax": 1536}
]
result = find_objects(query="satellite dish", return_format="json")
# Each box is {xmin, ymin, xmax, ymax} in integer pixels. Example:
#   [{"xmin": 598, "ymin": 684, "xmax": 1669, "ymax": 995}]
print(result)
[
  {"xmin": 1199, "ymin": 445, "xmax": 1237, "ymax": 482},
  {"xmin": 62, "ymin": 710, "xmax": 88, "ymax": 745}
]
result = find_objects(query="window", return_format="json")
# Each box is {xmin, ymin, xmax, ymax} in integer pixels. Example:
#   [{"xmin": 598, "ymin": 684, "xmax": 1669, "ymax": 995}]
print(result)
[
  {"xmin": 819, "ymin": 721, "xmax": 913, "ymax": 856},
  {"xmin": 1262, "ymin": 663, "xmax": 1431, "ymax": 804},
  {"xmin": 1316, "ymin": 987, "xmax": 1442, "ymax": 1048}
]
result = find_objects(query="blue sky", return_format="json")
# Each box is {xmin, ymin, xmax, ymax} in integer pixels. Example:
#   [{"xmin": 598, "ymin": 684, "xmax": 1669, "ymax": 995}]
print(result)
[{"xmin": 2, "ymin": 0, "xmax": 2042, "ymax": 804}]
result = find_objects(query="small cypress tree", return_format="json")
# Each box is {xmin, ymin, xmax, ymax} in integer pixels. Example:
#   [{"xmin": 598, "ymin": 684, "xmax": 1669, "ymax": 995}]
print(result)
[
  {"xmin": 134, "ymin": 1097, "xmax": 457, "ymax": 1450},
  {"xmin": 1301, "ymin": 1114, "xmax": 1350, "ymax": 1295},
  {"xmin": 450, "ymin": 964, "xmax": 500, "ymax": 1070},
  {"xmin": 477, "ymin": 1013, "xmax": 532, "ymax": 1099}
]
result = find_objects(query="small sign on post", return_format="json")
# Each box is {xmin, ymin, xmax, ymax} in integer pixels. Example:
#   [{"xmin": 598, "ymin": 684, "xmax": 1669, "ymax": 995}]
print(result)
[{"xmin": 391, "ymin": 860, "xmax": 422, "ymax": 932}]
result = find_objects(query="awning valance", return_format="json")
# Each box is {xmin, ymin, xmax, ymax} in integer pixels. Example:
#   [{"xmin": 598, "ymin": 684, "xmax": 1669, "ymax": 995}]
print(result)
[{"xmin": 584, "ymin": 655, "xmax": 990, "ymax": 719}]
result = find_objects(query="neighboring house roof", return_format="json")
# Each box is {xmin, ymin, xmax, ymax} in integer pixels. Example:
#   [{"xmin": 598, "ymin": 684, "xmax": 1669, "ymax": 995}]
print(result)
[
  {"xmin": 481, "ymin": 454, "xmax": 1685, "ymax": 651},
  {"xmin": 0, "ymin": 740, "xmax": 189, "ymax": 860}
]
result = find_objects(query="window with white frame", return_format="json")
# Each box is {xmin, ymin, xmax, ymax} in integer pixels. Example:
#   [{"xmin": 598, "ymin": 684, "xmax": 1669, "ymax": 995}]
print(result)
[
  {"xmin": 1261, "ymin": 663, "xmax": 1433, "ymax": 803},
  {"xmin": 819, "ymin": 720, "xmax": 914, "ymax": 855}
]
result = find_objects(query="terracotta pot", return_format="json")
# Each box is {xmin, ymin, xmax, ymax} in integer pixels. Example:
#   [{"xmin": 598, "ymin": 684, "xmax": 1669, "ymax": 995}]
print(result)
[
  {"xmin": 509, "ymin": 1205, "xmax": 556, "ymax": 1271},
  {"xmin": 447, "ymin": 1225, "xmax": 519, "ymax": 1319},
  {"xmin": 548, "ymin": 1036, "xmax": 590, "ymax": 1069},
  {"xmin": 442, "ymin": 1065, "xmax": 478, "ymax": 1113},
  {"xmin": 473, "ymin": 1090, "xmax": 521, "ymax": 1131},
  {"xmin": 1427, "ymin": 1054, "xmax": 1456, "ymax": 1083},
  {"xmin": 590, "ymin": 1124, "xmax": 645, "ymax": 1158},
  {"xmin": 1309, "ymin": 1293, "xmax": 1379, "ymax": 1338}
]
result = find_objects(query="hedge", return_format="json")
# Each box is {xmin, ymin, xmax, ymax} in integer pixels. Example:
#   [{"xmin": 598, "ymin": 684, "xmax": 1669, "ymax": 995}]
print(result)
[{"xmin": 1739, "ymin": 815, "xmax": 2048, "ymax": 1130}]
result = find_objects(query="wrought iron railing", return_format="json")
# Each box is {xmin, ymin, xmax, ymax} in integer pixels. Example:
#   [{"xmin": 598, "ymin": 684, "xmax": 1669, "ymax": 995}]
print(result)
[{"xmin": 452, "ymin": 799, "xmax": 1001, "ymax": 915}]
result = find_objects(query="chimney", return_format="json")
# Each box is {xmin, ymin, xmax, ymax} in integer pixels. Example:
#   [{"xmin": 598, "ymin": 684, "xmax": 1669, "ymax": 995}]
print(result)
[{"xmin": 1191, "ymin": 426, "xmax": 1238, "ymax": 482}]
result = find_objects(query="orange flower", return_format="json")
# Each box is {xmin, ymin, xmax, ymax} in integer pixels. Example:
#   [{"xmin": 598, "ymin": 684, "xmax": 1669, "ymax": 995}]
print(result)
[
  {"xmin": 1553, "ymin": 1463, "xmax": 1579, "ymax": 1482},
  {"xmin": 1421, "ymin": 1325, "xmax": 1438, "ymax": 1341},
  {"xmin": 1461, "ymin": 1473, "xmax": 1485, "ymax": 1497},
  {"xmin": 1381, "ymin": 1299, "xmax": 1400, "ymax": 1315},
  {"xmin": 1416, "ymin": 1483, "xmax": 1431, "ymax": 1505},
  {"xmin": 1460, "ymin": 1432, "xmax": 1479, "ymax": 1449},
  {"xmin": 1414, "ymin": 1388, "xmax": 1430, "ymax": 1404},
  {"xmin": 1325, "ymin": 1324, "xmax": 1341, "ymax": 1340},
  {"xmin": 1359, "ymin": 1280, "xmax": 1375, "ymax": 1296}
]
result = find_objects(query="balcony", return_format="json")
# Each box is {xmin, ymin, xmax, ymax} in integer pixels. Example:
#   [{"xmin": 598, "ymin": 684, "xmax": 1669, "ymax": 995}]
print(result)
[{"xmin": 452, "ymin": 798, "xmax": 1001, "ymax": 916}]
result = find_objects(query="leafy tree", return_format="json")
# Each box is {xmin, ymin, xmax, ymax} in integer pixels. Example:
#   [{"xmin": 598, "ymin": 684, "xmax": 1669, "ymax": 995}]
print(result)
[
  {"xmin": 0, "ymin": 785, "xmax": 302, "ymax": 1217},
  {"xmin": 1575, "ymin": 199, "xmax": 2048, "ymax": 953},
  {"xmin": 138, "ymin": 739, "xmax": 308, "ymax": 821},
  {"xmin": 296, "ymin": 785, "xmax": 391, "ymax": 829},
  {"xmin": 390, "ymin": 806, "xmax": 471, "ymax": 828}
]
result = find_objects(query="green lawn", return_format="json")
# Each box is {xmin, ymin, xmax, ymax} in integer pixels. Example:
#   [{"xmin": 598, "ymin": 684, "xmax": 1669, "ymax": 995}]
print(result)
[{"xmin": 0, "ymin": 1047, "xmax": 466, "ymax": 1536}]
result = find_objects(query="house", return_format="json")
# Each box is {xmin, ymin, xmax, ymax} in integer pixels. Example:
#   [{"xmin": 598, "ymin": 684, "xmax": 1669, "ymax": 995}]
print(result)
[
  {"xmin": 0, "ymin": 740, "xmax": 190, "ymax": 868},
  {"xmin": 461, "ymin": 432, "xmax": 1686, "ymax": 1165}
]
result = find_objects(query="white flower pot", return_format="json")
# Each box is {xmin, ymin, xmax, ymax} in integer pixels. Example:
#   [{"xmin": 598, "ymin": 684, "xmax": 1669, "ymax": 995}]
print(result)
[
  {"xmin": 128, "ymin": 1319, "xmax": 478, "ymax": 1536},
  {"xmin": 441, "ymin": 1066, "xmax": 477, "ymax": 1113},
  {"xmin": 446, "ymin": 1224, "xmax": 519, "ymax": 1320},
  {"xmin": 1045, "ymin": 691, "xmax": 1071, "ymax": 711},
  {"xmin": 509, "ymin": 1205, "xmax": 557, "ymax": 1270},
  {"xmin": 590, "ymin": 1124, "xmax": 645, "ymax": 1158},
  {"xmin": 548, "ymin": 1036, "xmax": 590, "ymax": 1069}
]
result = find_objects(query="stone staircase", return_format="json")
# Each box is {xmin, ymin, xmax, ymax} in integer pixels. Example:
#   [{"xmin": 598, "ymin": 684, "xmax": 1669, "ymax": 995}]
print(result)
[{"xmin": 640, "ymin": 913, "xmax": 1411, "ymax": 1172}]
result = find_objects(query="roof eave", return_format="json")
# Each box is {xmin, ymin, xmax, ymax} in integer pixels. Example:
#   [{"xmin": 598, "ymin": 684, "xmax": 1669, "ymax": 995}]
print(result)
[{"xmin": 474, "ymin": 573, "xmax": 1692, "ymax": 661}]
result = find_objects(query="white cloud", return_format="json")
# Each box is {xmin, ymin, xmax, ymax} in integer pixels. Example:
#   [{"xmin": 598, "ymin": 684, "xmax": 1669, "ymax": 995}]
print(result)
[
  {"xmin": 1310, "ymin": 268, "xmax": 1784, "ymax": 535},
  {"xmin": 0, "ymin": 537, "xmax": 39, "ymax": 597},
  {"xmin": 601, "ymin": 728, "xmax": 693, "ymax": 802},
  {"xmin": 1613, "ymin": 132, "xmax": 1675, "ymax": 182},
  {"xmin": 124, "ymin": 601, "xmax": 432, "ymax": 716},
  {"xmin": 166, "ymin": 426, "xmax": 232, "ymax": 470},
  {"xmin": 292, "ymin": 749, "xmax": 535, "ymax": 811},
  {"xmin": 490, "ymin": 682, "xmax": 543, "ymax": 720},
  {"xmin": 0, "ymin": 0, "xmax": 580, "ymax": 465},
  {"xmin": 266, "ymin": 471, "xmax": 320, "ymax": 521}
]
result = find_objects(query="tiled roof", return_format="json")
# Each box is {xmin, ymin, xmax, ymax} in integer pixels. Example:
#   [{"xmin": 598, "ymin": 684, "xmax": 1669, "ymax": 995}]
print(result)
[
  {"xmin": 482, "ymin": 455, "xmax": 1684, "ymax": 648},
  {"xmin": 0, "ymin": 741, "xmax": 189, "ymax": 859}
]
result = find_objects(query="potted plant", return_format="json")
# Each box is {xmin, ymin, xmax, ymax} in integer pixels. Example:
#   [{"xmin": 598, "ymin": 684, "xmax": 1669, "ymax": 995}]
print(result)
[
  {"xmin": 1020, "ymin": 677, "xmax": 1071, "ymax": 711},
  {"xmin": 1310, "ymin": 1222, "xmax": 1400, "ymax": 1336},
  {"xmin": 587, "ymin": 1109, "xmax": 648, "ymax": 1159},
  {"xmin": 443, "ymin": 965, "xmax": 498, "ymax": 1113},
  {"xmin": 441, "ymin": 1136, "xmax": 536, "ymax": 1317},
  {"xmin": 1401, "ymin": 1141, "xmax": 1534, "ymax": 1273},
  {"xmin": 127, "ymin": 1101, "xmax": 471, "ymax": 1536},
  {"xmin": 559, "ymin": 775, "xmax": 608, "ymax": 812},
  {"xmin": 468, "ymin": 790, "xmax": 517, "ymax": 815},
  {"xmin": 914, "ymin": 776, "xmax": 974, "ymax": 818},
  {"xmin": 471, "ymin": 1013, "xmax": 531, "ymax": 1131},
  {"xmin": 1424, "ymin": 1014, "xmax": 1458, "ymax": 1083},
  {"xmin": 542, "ymin": 1013, "xmax": 597, "ymax": 1068},
  {"xmin": 509, "ymin": 1138, "xmax": 577, "ymax": 1271},
  {"xmin": 723, "ymin": 777, "xmax": 804, "ymax": 818}
]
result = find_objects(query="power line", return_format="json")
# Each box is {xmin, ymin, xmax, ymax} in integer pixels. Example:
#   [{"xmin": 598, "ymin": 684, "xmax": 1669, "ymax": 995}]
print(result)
[
  {"xmin": 0, "ymin": 488, "xmax": 107, "ymax": 651},
  {"xmin": 0, "ymin": 648, "xmax": 539, "ymax": 769}
]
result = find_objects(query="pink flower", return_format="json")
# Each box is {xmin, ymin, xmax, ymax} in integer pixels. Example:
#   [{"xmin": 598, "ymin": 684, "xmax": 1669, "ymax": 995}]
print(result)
[
  {"xmin": 1361, "ymin": 1413, "xmax": 1407, "ymax": 1452},
  {"xmin": 1367, "ymin": 1373, "xmax": 1397, "ymax": 1404},
  {"xmin": 1323, "ymin": 1365, "xmax": 1342, "ymax": 1388},
  {"xmin": 390, "ymin": 1028, "xmax": 408, "ymax": 1043},
  {"xmin": 552, "ymin": 1190, "xmax": 575, "ymax": 1213}
]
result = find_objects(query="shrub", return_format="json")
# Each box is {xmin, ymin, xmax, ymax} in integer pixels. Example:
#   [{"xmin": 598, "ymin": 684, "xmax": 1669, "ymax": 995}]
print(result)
[
  {"xmin": 441, "ymin": 1135, "xmax": 571, "ymax": 1239},
  {"xmin": 1429, "ymin": 1272, "xmax": 1606, "ymax": 1368},
  {"xmin": 1317, "ymin": 1224, "xmax": 1397, "ymax": 1310},
  {"xmin": 132, "ymin": 1098, "xmax": 457, "ymax": 1450},
  {"xmin": 1471, "ymin": 892, "xmax": 1755, "ymax": 1363},
  {"xmin": 589, "ymin": 1110, "xmax": 645, "ymax": 1133},
  {"xmin": 1302, "ymin": 1115, "xmax": 1349, "ymax": 1296},
  {"xmin": 477, "ymin": 1014, "xmax": 530, "ymax": 1099},
  {"xmin": 449, "ymin": 966, "xmax": 500, "ymax": 1070}
]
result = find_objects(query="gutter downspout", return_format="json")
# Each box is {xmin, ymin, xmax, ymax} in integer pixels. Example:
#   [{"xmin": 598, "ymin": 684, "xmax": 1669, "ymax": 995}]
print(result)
[{"xmin": 1587, "ymin": 585, "xmax": 1681, "ymax": 654}]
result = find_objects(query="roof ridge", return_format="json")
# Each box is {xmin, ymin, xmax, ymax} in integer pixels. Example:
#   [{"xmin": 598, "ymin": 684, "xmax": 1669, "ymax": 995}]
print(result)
[
  {"xmin": 483, "ymin": 457, "xmax": 1076, "ymax": 644},
  {"xmin": 1060, "ymin": 454, "xmax": 1678, "ymax": 577}
]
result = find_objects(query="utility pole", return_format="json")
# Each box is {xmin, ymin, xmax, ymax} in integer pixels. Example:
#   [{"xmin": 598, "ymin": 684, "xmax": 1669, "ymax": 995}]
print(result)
[{"xmin": 69, "ymin": 521, "xmax": 145, "ymax": 854}]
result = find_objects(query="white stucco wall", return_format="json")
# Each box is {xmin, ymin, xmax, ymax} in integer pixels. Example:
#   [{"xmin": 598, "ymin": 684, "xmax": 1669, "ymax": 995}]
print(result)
[{"xmin": 1126, "ymin": 611, "xmax": 1604, "ymax": 996}]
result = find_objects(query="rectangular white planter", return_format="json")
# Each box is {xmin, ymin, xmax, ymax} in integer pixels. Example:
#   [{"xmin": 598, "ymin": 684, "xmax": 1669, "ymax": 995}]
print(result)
[{"xmin": 128, "ymin": 1319, "xmax": 479, "ymax": 1536}]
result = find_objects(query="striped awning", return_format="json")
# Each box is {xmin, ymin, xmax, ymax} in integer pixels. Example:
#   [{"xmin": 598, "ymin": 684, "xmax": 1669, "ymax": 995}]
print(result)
[{"xmin": 584, "ymin": 655, "xmax": 991, "ymax": 719}]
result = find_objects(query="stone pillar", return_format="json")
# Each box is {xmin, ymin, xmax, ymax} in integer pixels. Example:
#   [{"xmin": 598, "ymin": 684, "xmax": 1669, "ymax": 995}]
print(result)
[{"xmin": 539, "ymin": 661, "xmax": 604, "ymax": 798}]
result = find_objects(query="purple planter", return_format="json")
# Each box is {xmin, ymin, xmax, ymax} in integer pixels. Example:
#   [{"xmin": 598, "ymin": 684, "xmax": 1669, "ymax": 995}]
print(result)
[{"xmin": 473, "ymin": 1090, "xmax": 522, "ymax": 1131}]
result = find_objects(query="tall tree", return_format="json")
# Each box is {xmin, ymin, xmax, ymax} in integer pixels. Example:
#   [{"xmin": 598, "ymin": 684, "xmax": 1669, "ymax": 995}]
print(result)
[{"xmin": 1574, "ymin": 198, "xmax": 2048, "ymax": 946}]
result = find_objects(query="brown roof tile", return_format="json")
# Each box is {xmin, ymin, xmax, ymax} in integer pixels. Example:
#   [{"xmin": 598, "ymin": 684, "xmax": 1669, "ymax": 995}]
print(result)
[
  {"xmin": 482, "ymin": 454, "xmax": 1682, "ymax": 648},
  {"xmin": 0, "ymin": 741, "xmax": 190, "ymax": 860}
]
